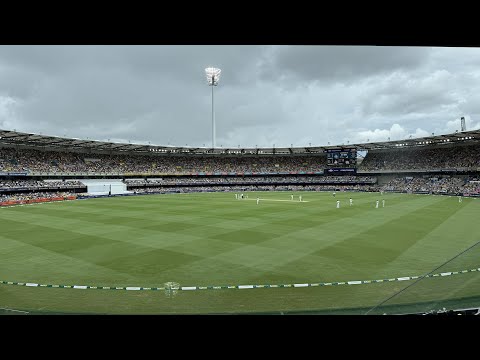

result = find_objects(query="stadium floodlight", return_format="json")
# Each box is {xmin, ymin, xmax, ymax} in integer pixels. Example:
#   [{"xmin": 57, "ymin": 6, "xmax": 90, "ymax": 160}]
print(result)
[{"xmin": 205, "ymin": 67, "xmax": 221, "ymax": 148}]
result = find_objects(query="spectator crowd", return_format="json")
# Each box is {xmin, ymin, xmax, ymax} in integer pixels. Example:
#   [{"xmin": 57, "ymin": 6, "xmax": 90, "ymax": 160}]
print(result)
[
  {"xmin": 0, "ymin": 143, "xmax": 479, "ymax": 202},
  {"xmin": 360, "ymin": 144, "xmax": 480, "ymax": 171},
  {"xmin": 1, "ymin": 144, "xmax": 479, "ymax": 175}
]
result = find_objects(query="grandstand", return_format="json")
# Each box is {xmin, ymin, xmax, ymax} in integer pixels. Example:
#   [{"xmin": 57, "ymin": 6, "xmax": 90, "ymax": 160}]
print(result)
[
  {"xmin": 1, "ymin": 127, "xmax": 480, "ymax": 314},
  {"xmin": 0, "ymin": 127, "xmax": 479, "ymax": 200}
]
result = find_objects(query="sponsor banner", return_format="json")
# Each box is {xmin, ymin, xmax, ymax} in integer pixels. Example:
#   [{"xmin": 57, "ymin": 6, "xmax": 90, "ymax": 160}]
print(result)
[
  {"xmin": 0, "ymin": 196, "xmax": 76, "ymax": 207},
  {"xmin": 7, "ymin": 172, "xmax": 28, "ymax": 176}
]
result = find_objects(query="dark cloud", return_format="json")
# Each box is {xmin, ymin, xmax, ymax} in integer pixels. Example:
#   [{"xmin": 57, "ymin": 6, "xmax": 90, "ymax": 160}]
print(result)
[
  {"xmin": 259, "ymin": 46, "xmax": 432, "ymax": 84},
  {"xmin": 0, "ymin": 45, "xmax": 479, "ymax": 148},
  {"xmin": 0, "ymin": 46, "xmax": 271, "ymax": 144}
]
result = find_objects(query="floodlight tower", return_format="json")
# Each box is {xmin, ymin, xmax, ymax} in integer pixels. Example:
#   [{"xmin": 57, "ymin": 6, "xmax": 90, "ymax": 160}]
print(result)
[{"xmin": 205, "ymin": 67, "xmax": 221, "ymax": 148}]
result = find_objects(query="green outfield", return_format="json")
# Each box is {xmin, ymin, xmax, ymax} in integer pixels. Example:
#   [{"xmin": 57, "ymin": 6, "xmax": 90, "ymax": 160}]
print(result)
[{"xmin": 0, "ymin": 191, "xmax": 479, "ymax": 314}]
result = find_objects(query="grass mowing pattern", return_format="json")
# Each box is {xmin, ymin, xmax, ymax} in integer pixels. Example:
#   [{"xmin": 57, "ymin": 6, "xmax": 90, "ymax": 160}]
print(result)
[{"xmin": 0, "ymin": 191, "xmax": 479, "ymax": 314}]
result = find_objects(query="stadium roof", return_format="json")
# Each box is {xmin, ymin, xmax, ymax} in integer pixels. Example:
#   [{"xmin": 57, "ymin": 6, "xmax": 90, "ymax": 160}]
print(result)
[{"xmin": 0, "ymin": 128, "xmax": 479, "ymax": 155}]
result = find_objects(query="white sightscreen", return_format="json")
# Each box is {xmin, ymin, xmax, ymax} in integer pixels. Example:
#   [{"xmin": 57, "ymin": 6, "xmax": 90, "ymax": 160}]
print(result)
[{"xmin": 79, "ymin": 180, "xmax": 127, "ymax": 195}]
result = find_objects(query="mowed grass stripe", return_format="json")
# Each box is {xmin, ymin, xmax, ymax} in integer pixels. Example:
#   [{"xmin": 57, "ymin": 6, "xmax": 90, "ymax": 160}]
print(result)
[
  {"xmin": 1, "ymin": 191, "xmax": 479, "ymax": 314},
  {"xmin": 230, "ymin": 193, "xmax": 444, "ymax": 280},
  {"xmin": 0, "ymin": 193, "xmax": 462, "ymax": 278},
  {"xmin": 1, "ymin": 195, "xmax": 286, "ymax": 285},
  {"xmin": 378, "ymin": 200, "xmax": 480, "ymax": 275},
  {"xmin": 314, "ymin": 196, "xmax": 464, "ymax": 268},
  {"xmin": 0, "ymin": 209, "xmax": 209, "ymax": 285},
  {"xmin": 0, "ymin": 234, "xmax": 139, "ymax": 285}
]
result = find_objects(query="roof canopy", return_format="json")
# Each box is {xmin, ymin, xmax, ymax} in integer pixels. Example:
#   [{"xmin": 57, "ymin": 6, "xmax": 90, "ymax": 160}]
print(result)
[{"xmin": 0, "ymin": 128, "xmax": 479, "ymax": 155}]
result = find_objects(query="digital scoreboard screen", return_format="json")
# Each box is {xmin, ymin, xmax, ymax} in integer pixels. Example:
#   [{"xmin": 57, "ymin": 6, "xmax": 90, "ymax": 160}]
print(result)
[{"xmin": 326, "ymin": 148, "xmax": 357, "ymax": 167}]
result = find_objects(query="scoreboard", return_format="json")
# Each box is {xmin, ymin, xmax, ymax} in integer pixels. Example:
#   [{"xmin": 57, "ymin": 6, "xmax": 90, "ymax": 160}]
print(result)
[{"xmin": 326, "ymin": 148, "xmax": 357, "ymax": 167}]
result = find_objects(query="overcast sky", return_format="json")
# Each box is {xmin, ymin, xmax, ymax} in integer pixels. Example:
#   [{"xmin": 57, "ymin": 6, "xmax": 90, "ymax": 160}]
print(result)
[{"xmin": 0, "ymin": 45, "xmax": 479, "ymax": 148}]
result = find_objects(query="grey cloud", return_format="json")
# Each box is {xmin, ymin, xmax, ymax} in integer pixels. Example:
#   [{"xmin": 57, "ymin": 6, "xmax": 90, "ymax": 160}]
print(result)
[
  {"xmin": 355, "ymin": 70, "xmax": 466, "ymax": 133},
  {"xmin": 259, "ymin": 46, "xmax": 432, "ymax": 84},
  {"xmin": 0, "ymin": 45, "xmax": 479, "ymax": 148}
]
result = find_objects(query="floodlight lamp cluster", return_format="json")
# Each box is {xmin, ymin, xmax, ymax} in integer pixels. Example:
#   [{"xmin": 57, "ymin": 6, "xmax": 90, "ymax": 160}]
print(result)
[{"xmin": 205, "ymin": 67, "xmax": 221, "ymax": 86}]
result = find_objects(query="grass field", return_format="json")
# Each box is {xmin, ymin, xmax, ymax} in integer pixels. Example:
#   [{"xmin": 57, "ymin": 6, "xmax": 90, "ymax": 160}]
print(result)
[{"xmin": 0, "ymin": 191, "xmax": 479, "ymax": 314}]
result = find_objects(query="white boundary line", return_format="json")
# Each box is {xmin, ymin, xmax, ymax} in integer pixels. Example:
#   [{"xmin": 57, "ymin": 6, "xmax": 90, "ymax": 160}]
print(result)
[{"xmin": 2, "ymin": 267, "xmax": 479, "ymax": 292}]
